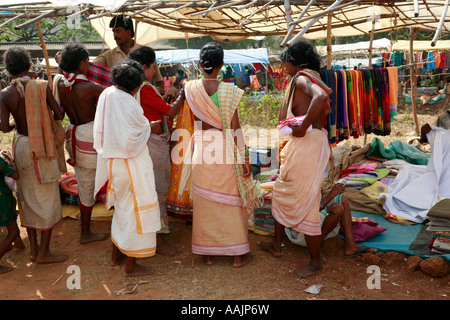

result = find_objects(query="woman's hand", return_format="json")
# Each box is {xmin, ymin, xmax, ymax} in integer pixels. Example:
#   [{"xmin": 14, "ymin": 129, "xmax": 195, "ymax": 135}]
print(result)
[
  {"xmin": 243, "ymin": 163, "xmax": 252, "ymax": 178},
  {"xmin": 289, "ymin": 124, "xmax": 307, "ymax": 138}
]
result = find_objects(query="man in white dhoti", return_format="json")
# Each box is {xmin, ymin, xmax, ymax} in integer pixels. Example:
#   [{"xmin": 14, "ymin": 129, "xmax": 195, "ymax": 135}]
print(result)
[
  {"xmin": 55, "ymin": 42, "xmax": 108, "ymax": 244},
  {"xmin": 93, "ymin": 60, "xmax": 161, "ymax": 277}
]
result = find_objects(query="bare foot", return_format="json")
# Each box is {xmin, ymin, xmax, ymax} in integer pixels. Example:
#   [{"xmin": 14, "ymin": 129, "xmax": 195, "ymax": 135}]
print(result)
[
  {"xmin": 30, "ymin": 245, "xmax": 39, "ymax": 262},
  {"xmin": 124, "ymin": 264, "xmax": 154, "ymax": 277},
  {"xmin": 36, "ymin": 253, "xmax": 68, "ymax": 264},
  {"xmin": 156, "ymin": 235, "xmax": 180, "ymax": 257},
  {"xmin": 292, "ymin": 261, "xmax": 323, "ymax": 278},
  {"xmin": 203, "ymin": 255, "xmax": 214, "ymax": 266},
  {"xmin": 0, "ymin": 265, "xmax": 13, "ymax": 274},
  {"xmin": 232, "ymin": 253, "xmax": 253, "ymax": 268},
  {"xmin": 111, "ymin": 249, "xmax": 126, "ymax": 266},
  {"xmin": 345, "ymin": 245, "xmax": 377, "ymax": 257},
  {"xmin": 13, "ymin": 237, "xmax": 25, "ymax": 250},
  {"xmin": 258, "ymin": 241, "xmax": 281, "ymax": 257},
  {"xmin": 80, "ymin": 232, "xmax": 109, "ymax": 245}
]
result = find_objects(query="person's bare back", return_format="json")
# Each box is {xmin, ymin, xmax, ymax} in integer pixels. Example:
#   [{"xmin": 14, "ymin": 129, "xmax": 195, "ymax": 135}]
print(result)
[
  {"xmin": 1, "ymin": 80, "xmax": 63, "ymax": 135},
  {"xmin": 57, "ymin": 79, "xmax": 104, "ymax": 125}
]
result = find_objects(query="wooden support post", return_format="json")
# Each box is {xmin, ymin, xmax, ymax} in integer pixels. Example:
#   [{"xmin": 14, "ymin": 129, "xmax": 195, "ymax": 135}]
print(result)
[
  {"xmin": 431, "ymin": 0, "xmax": 450, "ymax": 47},
  {"xmin": 36, "ymin": 21, "xmax": 52, "ymax": 89},
  {"xmin": 409, "ymin": 27, "xmax": 420, "ymax": 136},
  {"xmin": 326, "ymin": 13, "xmax": 332, "ymax": 70},
  {"xmin": 368, "ymin": 14, "xmax": 376, "ymax": 68}
]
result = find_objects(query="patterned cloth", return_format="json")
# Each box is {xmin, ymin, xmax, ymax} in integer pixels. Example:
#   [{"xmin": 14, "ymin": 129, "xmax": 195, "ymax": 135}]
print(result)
[
  {"xmin": 24, "ymin": 80, "xmax": 60, "ymax": 161},
  {"xmin": 86, "ymin": 62, "xmax": 112, "ymax": 87},
  {"xmin": 166, "ymin": 100, "xmax": 194, "ymax": 219},
  {"xmin": 184, "ymin": 80, "xmax": 263, "ymax": 208},
  {"xmin": 279, "ymin": 69, "xmax": 332, "ymax": 122},
  {"xmin": 0, "ymin": 156, "xmax": 17, "ymax": 227}
]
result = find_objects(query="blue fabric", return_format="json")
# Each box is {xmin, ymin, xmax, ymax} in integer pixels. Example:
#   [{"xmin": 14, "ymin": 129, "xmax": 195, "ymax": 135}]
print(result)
[{"xmin": 342, "ymin": 211, "xmax": 450, "ymax": 260}]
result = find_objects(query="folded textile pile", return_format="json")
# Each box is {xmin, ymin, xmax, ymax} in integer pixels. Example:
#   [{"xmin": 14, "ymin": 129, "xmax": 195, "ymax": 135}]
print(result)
[
  {"xmin": 254, "ymin": 204, "xmax": 275, "ymax": 234},
  {"xmin": 338, "ymin": 162, "xmax": 390, "ymax": 190},
  {"xmin": 426, "ymin": 199, "xmax": 450, "ymax": 254}
]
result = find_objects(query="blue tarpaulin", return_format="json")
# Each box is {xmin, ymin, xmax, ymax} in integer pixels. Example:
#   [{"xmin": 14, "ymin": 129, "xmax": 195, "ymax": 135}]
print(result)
[{"xmin": 156, "ymin": 48, "xmax": 269, "ymax": 64}]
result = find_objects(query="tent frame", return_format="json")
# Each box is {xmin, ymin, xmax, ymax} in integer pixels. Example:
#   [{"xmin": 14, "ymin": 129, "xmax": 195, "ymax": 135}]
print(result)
[{"xmin": 2, "ymin": 0, "xmax": 450, "ymax": 135}]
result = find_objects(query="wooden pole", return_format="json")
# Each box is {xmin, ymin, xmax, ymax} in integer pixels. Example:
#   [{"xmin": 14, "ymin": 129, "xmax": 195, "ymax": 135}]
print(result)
[
  {"xmin": 368, "ymin": 14, "xmax": 376, "ymax": 68},
  {"xmin": 409, "ymin": 27, "xmax": 420, "ymax": 136},
  {"xmin": 280, "ymin": 0, "xmax": 315, "ymax": 47},
  {"xmin": 364, "ymin": 14, "xmax": 376, "ymax": 146},
  {"xmin": 327, "ymin": 13, "xmax": 332, "ymax": 70},
  {"xmin": 431, "ymin": 0, "xmax": 450, "ymax": 46},
  {"xmin": 36, "ymin": 20, "xmax": 52, "ymax": 88},
  {"xmin": 326, "ymin": 13, "xmax": 335, "ymax": 170}
]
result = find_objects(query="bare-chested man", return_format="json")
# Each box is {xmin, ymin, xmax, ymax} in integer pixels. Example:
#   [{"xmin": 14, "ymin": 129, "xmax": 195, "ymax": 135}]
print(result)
[
  {"xmin": 259, "ymin": 41, "xmax": 375, "ymax": 278},
  {"xmin": 56, "ymin": 42, "xmax": 109, "ymax": 244},
  {"xmin": 1, "ymin": 47, "xmax": 67, "ymax": 264}
]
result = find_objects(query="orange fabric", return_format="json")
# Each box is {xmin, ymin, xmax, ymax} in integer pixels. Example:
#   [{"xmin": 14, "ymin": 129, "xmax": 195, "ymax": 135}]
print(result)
[{"xmin": 24, "ymin": 80, "xmax": 58, "ymax": 160}]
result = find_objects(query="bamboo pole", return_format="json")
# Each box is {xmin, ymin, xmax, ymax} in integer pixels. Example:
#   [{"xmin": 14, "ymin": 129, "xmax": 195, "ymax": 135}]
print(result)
[
  {"xmin": 286, "ymin": 0, "xmax": 344, "ymax": 46},
  {"xmin": 431, "ymin": 0, "xmax": 450, "ymax": 46},
  {"xmin": 413, "ymin": 0, "xmax": 419, "ymax": 17},
  {"xmin": 326, "ymin": 13, "xmax": 335, "ymax": 169},
  {"xmin": 280, "ymin": 0, "xmax": 315, "ymax": 47},
  {"xmin": 409, "ymin": 27, "xmax": 420, "ymax": 136},
  {"xmin": 368, "ymin": 14, "xmax": 376, "ymax": 67},
  {"xmin": 327, "ymin": 13, "xmax": 332, "ymax": 69},
  {"xmin": 15, "ymin": 9, "xmax": 58, "ymax": 30},
  {"xmin": 364, "ymin": 14, "xmax": 376, "ymax": 146},
  {"xmin": 36, "ymin": 20, "xmax": 52, "ymax": 88}
]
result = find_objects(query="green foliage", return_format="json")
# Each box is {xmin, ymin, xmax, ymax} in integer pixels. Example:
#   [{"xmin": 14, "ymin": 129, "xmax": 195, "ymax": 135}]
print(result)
[
  {"xmin": 238, "ymin": 91, "xmax": 283, "ymax": 128},
  {"xmin": 0, "ymin": 16, "xmax": 102, "ymax": 43}
]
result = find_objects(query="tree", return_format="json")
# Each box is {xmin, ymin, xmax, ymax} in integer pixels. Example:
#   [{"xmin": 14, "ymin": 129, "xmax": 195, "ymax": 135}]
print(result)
[{"xmin": 0, "ymin": 16, "xmax": 102, "ymax": 43}]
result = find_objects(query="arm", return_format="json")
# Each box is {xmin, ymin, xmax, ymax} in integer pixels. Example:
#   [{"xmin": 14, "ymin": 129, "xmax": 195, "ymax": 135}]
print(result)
[
  {"xmin": 319, "ymin": 183, "xmax": 345, "ymax": 211},
  {"xmin": 46, "ymin": 86, "xmax": 64, "ymax": 121},
  {"xmin": 0, "ymin": 92, "xmax": 15, "ymax": 133},
  {"xmin": 92, "ymin": 55, "xmax": 107, "ymax": 68},
  {"xmin": 290, "ymin": 76, "xmax": 328, "ymax": 138},
  {"xmin": 0, "ymin": 151, "xmax": 19, "ymax": 180},
  {"xmin": 165, "ymin": 88, "xmax": 185, "ymax": 118}
]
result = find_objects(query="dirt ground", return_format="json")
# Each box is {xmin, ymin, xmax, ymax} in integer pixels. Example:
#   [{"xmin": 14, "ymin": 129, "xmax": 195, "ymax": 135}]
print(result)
[{"xmin": 0, "ymin": 96, "xmax": 449, "ymax": 302}]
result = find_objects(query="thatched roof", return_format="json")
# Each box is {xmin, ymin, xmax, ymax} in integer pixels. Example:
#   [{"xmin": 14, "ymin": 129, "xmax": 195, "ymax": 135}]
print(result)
[{"xmin": 1, "ymin": 0, "xmax": 450, "ymax": 47}]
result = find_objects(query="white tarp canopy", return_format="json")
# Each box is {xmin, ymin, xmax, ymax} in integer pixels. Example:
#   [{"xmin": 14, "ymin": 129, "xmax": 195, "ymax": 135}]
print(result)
[
  {"xmin": 392, "ymin": 40, "xmax": 450, "ymax": 51},
  {"xmin": 156, "ymin": 48, "xmax": 269, "ymax": 64},
  {"xmin": 316, "ymin": 38, "xmax": 392, "ymax": 57}
]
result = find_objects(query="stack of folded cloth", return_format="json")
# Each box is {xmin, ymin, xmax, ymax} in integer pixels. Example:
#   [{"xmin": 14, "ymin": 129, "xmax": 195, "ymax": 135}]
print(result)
[
  {"xmin": 426, "ymin": 199, "xmax": 450, "ymax": 254},
  {"xmin": 254, "ymin": 204, "xmax": 275, "ymax": 234},
  {"xmin": 338, "ymin": 162, "xmax": 390, "ymax": 190}
]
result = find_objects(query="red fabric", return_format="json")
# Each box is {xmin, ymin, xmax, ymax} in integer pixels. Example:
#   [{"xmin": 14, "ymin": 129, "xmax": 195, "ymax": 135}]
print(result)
[
  {"xmin": 140, "ymin": 85, "xmax": 171, "ymax": 122},
  {"xmin": 86, "ymin": 62, "xmax": 112, "ymax": 87}
]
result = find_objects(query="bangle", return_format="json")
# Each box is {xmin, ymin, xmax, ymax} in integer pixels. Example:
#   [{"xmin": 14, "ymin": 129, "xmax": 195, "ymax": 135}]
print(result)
[{"xmin": 178, "ymin": 89, "xmax": 185, "ymax": 100}]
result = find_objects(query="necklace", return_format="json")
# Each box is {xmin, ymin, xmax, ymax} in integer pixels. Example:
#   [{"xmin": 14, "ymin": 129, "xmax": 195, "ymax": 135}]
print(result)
[{"xmin": 202, "ymin": 78, "xmax": 218, "ymax": 81}]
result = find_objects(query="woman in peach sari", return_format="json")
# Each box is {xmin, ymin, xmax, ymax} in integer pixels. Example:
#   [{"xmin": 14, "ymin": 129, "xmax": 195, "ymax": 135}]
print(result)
[{"xmin": 180, "ymin": 43, "xmax": 262, "ymax": 267}]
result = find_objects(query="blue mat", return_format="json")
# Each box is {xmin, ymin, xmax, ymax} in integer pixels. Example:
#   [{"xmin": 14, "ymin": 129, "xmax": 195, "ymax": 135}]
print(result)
[{"xmin": 344, "ymin": 211, "xmax": 450, "ymax": 261}]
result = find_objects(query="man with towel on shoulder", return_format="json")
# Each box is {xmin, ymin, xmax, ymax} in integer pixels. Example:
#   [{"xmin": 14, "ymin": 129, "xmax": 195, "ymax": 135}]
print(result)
[
  {"xmin": 0, "ymin": 47, "xmax": 67, "ymax": 264},
  {"xmin": 54, "ymin": 42, "xmax": 109, "ymax": 245}
]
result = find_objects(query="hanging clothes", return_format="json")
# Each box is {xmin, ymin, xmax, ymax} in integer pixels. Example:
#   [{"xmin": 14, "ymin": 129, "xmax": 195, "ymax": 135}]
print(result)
[{"xmin": 320, "ymin": 67, "xmax": 395, "ymax": 145}]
